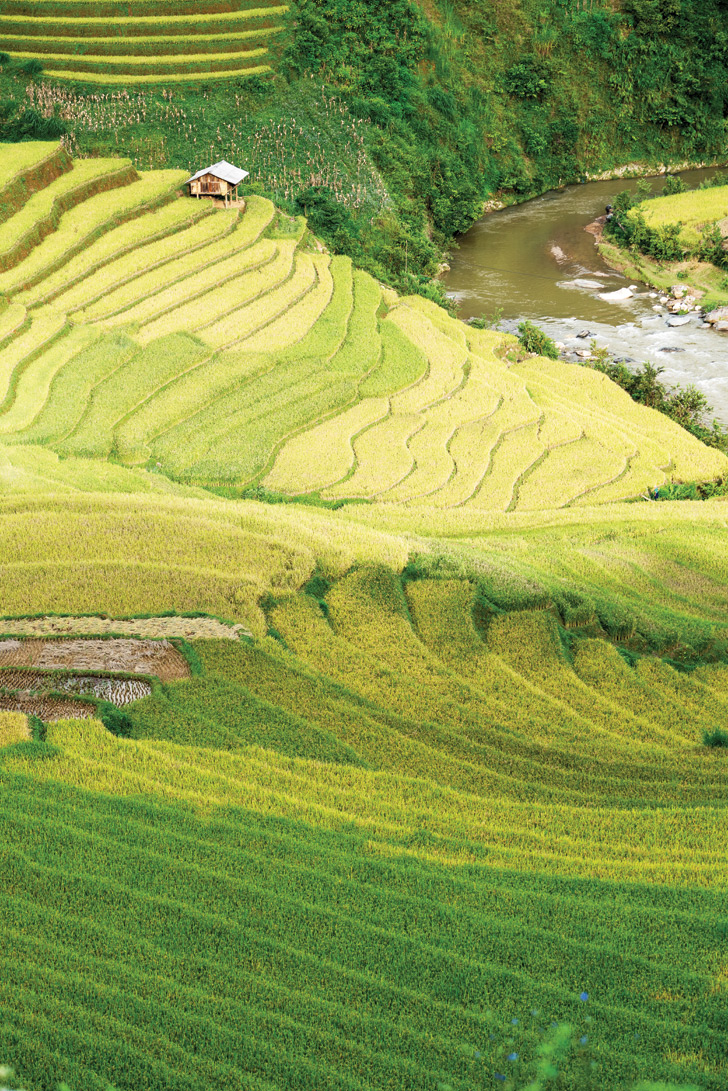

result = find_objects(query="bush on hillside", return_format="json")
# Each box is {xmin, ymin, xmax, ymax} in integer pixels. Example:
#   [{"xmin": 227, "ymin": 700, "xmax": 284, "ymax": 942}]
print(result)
[
  {"xmin": 517, "ymin": 320, "xmax": 558, "ymax": 359},
  {"xmin": 0, "ymin": 105, "xmax": 66, "ymax": 142}
]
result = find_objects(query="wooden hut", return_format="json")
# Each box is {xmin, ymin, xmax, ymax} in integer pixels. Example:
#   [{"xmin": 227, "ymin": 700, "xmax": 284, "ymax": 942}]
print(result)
[{"xmin": 185, "ymin": 161, "xmax": 249, "ymax": 206}]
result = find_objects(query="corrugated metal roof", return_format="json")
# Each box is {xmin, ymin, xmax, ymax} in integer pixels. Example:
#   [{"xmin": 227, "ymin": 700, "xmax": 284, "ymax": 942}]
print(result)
[{"xmin": 185, "ymin": 160, "xmax": 249, "ymax": 186}]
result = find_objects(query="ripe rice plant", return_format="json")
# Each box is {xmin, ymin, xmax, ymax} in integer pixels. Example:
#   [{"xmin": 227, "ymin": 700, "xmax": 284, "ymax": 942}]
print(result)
[
  {"xmin": 139, "ymin": 240, "xmax": 296, "ymax": 345},
  {"xmin": 237, "ymin": 253, "xmax": 333, "ymax": 352},
  {"xmin": 0, "ymin": 711, "xmax": 29, "ymax": 745},
  {"xmin": 0, "ymin": 325, "xmax": 99, "ymax": 436},
  {"xmin": 200, "ymin": 247, "xmax": 318, "ymax": 350},
  {"xmin": 0, "ymin": 309, "xmax": 68, "ymax": 408},
  {"xmin": 263, "ymin": 396, "xmax": 389, "ymax": 494},
  {"xmin": 0, "ymin": 169, "xmax": 186, "ymax": 296},
  {"xmin": 0, "ymin": 157, "xmax": 137, "ymax": 278},
  {"xmin": 23, "ymin": 199, "xmax": 219, "ymax": 308},
  {"xmin": 0, "ymin": 303, "xmax": 27, "ymax": 345}
]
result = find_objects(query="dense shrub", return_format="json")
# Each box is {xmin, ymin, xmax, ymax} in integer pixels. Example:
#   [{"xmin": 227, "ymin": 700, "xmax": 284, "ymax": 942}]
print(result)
[{"xmin": 518, "ymin": 320, "xmax": 559, "ymax": 359}]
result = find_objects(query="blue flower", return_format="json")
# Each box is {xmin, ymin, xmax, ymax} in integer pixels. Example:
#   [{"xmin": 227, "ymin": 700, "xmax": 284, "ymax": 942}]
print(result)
[
  {"xmin": 511, "ymin": 1017, "xmax": 519, "ymax": 1025},
  {"xmin": 580, "ymin": 1035, "xmax": 588, "ymax": 1045},
  {"xmin": 530, "ymin": 1008, "xmax": 539, "ymax": 1017},
  {"xmin": 494, "ymin": 1075, "xmax": 506, "ymax": 1082},
  {"xmin": 507, "ymin": 1052, "xmax": 518, "ymax": 1062},
  {"xmin": 580, "ymin": 991, "xmax": 589, "ymax": 1002},
  {"xmin": 474, "ymin": 1052, "xmax": 482, "ymax": 1060}
]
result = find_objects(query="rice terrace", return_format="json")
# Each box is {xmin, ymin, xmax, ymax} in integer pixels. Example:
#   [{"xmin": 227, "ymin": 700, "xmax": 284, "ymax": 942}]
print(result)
[{"xmin": 1, "ymin": 2, "xmax": 728, "ymax": 1091}]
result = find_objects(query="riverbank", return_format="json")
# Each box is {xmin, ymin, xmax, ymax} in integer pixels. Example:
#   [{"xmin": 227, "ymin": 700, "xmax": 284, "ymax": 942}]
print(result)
[{"xmin": 472, "ymin": 158, "xmax": 728, "ymax": 218}]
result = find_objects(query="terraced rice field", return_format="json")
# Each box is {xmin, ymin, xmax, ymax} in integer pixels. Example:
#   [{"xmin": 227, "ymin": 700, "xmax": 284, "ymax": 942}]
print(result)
[
  {"xmin": 0, "ymin": 1, "xmax": 287, "ymax": 84},
  {"xmin": 2, "ymin": 139, "xmax": 728, "ymax": 1090},
  {"xmin": 1, "ymin": 142, "xmax": 725, "ymax": 507}
]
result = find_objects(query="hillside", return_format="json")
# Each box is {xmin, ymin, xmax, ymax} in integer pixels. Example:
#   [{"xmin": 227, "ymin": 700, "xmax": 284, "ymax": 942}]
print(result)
[
  {"xmin": 1, "ymin": 143, "xmax": 725, "ymax": 504},
  {"xmin": 2, "ymin": 0, "xmax": 727, "ymax": 288},
  {"xmin": 2, "ymin": 135, "xmax": 728, "ymax": 1091}
]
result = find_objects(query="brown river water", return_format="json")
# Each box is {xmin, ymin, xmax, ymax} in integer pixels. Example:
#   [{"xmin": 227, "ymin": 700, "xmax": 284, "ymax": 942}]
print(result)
[{"xmin": 443, "ymin": 169, "xmax": 728, "ymax": 422}]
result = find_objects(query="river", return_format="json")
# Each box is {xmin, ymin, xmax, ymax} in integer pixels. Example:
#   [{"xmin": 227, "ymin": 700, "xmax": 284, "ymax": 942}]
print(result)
[{"xmin": 443, "ymin": 169, "xmax": 728, "ymax": 422}]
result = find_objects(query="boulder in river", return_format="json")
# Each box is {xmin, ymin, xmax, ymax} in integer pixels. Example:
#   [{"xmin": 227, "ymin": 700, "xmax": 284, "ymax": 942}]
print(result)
[
  {"xmin": 667, "ymin": 315, "xmax": 691, "ymax": 327},
  {"xmin": 706, "ymin": 306, "xmax": 728, "ymax": 324},
  {"xmin": 599, "ymin": 287, "xmax": 634, "ymax": 302},
  {"xmin": 715, "ymin": 320, "xmax": 728, "ymax": 333}
]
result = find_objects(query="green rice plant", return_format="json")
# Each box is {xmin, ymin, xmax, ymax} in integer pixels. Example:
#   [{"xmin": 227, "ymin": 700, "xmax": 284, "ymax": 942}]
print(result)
[
  {"xmin": 55, "ymin": 333, "xmax": 211, "ymax": 460},
  {"xmin": 0, "ymin": 308, "xmax": 68, "ymax": 408},
  {"xmin": 112, "ymin": 350, "xmax": 272, "ymax": 466},
  {"xmin": 277, "ymin": 254, "xmax": 353, "ymax": 363},
  {"xmin": 0, "ymin": 324, "xmax": 99, "ymax": 436},
  {"xmin": 127, "ymin": 674, "xmax": 365, "ymax": 765},
  {"xmin": 0, "ymin": 158, "xmax": 136, "ymax": 277},
  {"xmin": 20, "ymin": 199, "xmax": 218, "ymax": 308},
  {"xmin": 358, "ymin": 317, "xmax": 427, "ymax": 397},
  {"xmin": 326, "ymin": 270, "xmax": 381, "ymax": 375},
  {"xmin": 263, "ymin": 396, "xmax": 389, "ymax": 494},
  {"xmin": 152, "ymin": 361, "xmax": 356, "ymax": 485},
  {"xmin": 138, "ymin": 239, "xmax": 296, "ymax": 345},
  {"xmin": 97, "ymin": 238, "xmax": 277, "ymax": 330},
  {"xmin": 13, "ymin": 330, "xmax": 137, "ymax": 445},
  {"xmin": 237, "ymin": 253, "xmax": 333, "ymax": 352},
  {"xmin": 572, "ymin": 639, "xmax": 699, "ymax": 748},
  {"xmin": 0, "ymin": 169, "xmax": 186, "ymax": 296}
]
